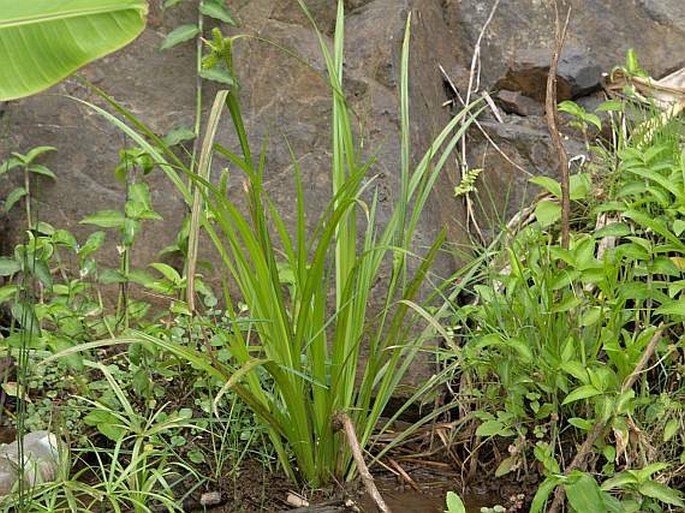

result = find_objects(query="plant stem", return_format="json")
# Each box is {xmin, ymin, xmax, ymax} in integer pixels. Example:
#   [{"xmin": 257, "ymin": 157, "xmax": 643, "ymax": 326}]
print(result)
[
  {"xmin": 544, "ymin": 2, "xmax": 571, "ymax": 249},
  {"xmin": 23, "ymin": 165, "xmax": 31, "ymax": 230}
]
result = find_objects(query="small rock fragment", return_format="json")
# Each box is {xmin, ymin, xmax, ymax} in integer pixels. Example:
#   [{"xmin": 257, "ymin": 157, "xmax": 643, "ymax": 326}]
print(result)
[
  {"xmin": 0, "ymin": 431, "xmax": 64, "ymax": 496},
  {"xmin": 200, "ymin": 491, "xmax": 223, "ymax": 507},
  {"xmin": 495, "ymin": 47, "xmax": 602, "ymax": 102},
  {"xmin": 495, "ymin": 90, "xmax": 544, "ymax": 117}
]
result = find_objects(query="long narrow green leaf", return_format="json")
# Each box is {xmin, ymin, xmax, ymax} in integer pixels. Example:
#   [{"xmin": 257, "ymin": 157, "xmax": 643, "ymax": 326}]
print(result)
[{"xmin": 186, "ymin": 90, "xmax": 228, "ymax": 311}]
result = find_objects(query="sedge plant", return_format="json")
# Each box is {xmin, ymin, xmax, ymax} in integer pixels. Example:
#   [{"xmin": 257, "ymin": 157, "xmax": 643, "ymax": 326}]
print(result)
[
  {"xmin": 185, "ymin": 1, "xmax": 482, "ymax": 486},
  {"xmin": 69, "ymin": 1, "xmax": 482, "ymax": 486}
]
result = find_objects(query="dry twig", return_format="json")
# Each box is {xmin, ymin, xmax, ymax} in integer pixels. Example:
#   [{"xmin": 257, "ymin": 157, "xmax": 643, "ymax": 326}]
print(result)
[
  {"xmin": 387, "ymin": 458, "xmax": 420, "ymax": 492},
  {"xmin": 544, "ymin": 3, "xmax": 571, "ymax": 249},
  {"xmin": 458, "ymin": 0, "xmax": 501, "ymax": 243},
  {"xmin": 439, "ymin": 65, "xmax": 532, "ymax": 179},
  {"xmin": 333, "ymin": 411, "xmax": 392, "ymax": 513}
]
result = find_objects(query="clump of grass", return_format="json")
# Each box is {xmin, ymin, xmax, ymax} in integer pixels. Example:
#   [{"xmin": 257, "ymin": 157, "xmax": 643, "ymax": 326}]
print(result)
[{"xmin": 71, "ymin": 0, "xmax": 482, "ymax": 486}]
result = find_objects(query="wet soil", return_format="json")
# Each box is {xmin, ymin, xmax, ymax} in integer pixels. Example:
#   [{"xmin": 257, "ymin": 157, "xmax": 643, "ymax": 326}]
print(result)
[{"xmin": 203, "ymin": 463, "xmax": 528, "ymax": 513}]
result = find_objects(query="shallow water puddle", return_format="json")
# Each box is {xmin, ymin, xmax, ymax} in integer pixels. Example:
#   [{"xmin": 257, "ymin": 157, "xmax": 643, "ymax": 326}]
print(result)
[{"xmin": 359, "ymin": 489, "xmax": 487, "ymax": 512}]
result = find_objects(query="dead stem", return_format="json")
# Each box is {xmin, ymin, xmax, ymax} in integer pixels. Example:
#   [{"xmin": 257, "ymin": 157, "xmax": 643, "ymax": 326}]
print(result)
[
  {"xmin": 544, "ymin": 3, "xmax": 572, "ymax": 249},
  {"xmin": 333, "ymin": 411, "xmax": 392, "ymax": 513}
]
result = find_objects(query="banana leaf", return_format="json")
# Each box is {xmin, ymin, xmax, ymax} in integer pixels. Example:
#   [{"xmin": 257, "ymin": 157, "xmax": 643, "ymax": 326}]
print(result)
[{"xmin": 0, "ymin": 0, "xmax": 147, "ymax": 100}]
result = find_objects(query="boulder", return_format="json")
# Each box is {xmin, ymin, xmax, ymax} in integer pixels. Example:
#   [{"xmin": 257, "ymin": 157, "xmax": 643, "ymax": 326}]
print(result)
[
  {"xmin": 495, "ymin": 47, "xmax": 602, "ymax": 102},
  {"xmin": 2, "ymin": 0, "xmax": 685, "ymax": 386},
  {"xmin": 445, "ymin": 0, "xmax": 685, "ymax": 86}
]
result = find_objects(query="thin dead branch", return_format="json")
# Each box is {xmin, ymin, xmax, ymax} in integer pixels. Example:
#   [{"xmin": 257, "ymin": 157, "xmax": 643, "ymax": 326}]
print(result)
[
  {"xmin": 387, "ymin": 458, "xmax": 420, "ymax": 492},
  {"xmin": 333, "ymin": 411, "xmax": 392, "ymax": 513},
  {"xmin": 440, "ymin": 65, "xmax": 532, "ymax": 180},
  {"xmin": 457, "ymin": 0, "xmax": 501, "ymax": 243},
  {"xmin": 544, "ymin": 3, "xmax": 571, "ymax": 249}
]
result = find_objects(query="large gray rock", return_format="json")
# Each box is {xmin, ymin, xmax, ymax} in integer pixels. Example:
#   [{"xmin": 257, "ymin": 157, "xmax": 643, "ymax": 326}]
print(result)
[
  {"xmin": 2, "ymin": 0, "xmax": 685, "ymax": 384},
  {"xmin": 446, "ymin": 0, "xmax": 685, "ymax": 86}
]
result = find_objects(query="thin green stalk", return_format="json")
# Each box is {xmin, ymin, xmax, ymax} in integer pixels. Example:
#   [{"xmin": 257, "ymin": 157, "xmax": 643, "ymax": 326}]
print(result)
[{"xmin": 23, "ymin": 164, "xmax": 31, "ymax": 230}]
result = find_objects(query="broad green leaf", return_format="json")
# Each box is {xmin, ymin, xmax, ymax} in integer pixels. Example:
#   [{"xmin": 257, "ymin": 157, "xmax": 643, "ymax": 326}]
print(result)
[
  {"xmin": 127, "ymin": 268, "xmax": 156, "ymax": 286},
  {"xmin": 633, "ymin": 462, "xmax": 669, "ymax": 480},
  {"xmin": 655, "ymin": 299, "xmax": 685, "ymax": 317},
  {"xmin": 445, "ymin": 491, "xmax": 466, "ymax": 513},
  {"xmin": 530, "ymin": 176, "xmax": 561, "ymax": 197},
  {"xmin": 23, "ymin": 146, "xmax": 56, "ymax": 162},
  {"xmin": 149, "ymin": 262, "xmax": 182, "ymax": 283},
  {"xmin": 0, "ymin": 285, "xmax": 17, "ymax": 303},
  {"xmin": 199, "ymin": 66, "xmax": 236, "ymax": 86},
  {"xmin": 188, "ymin": 448, "xmax": 205, "ymax": 464},
  {"xmin": 160, "ymin": 23, "xmax": 199, "ymax": 51},
  {"xmin": 46, "ymin": 335, "xmax": 83, "ymax": 371},
  {"xmin": 623, "ymin": 210, "xmax": 681, "ymax": 246},
  {"xmin": 52, "ymin": 229, "xmax": 78, "ymax": 248},
  {"xmin": 558, "ymin": 100, "xmax": 585, "ymax": 119},
  {"xmin": 31, "ymin": 260, "xmax": 53, "ymax": 289},
  {"xmin": 551, "ymin": 294, "xmax": 581, "ymax": 313},
  {"xmin": 476, "ymin": 419, "xmax": 513, "ymax": 437},
  {"xmin": 127, "ymin": 182, "xmax": 154, "ymax": 212},
  {"xmin": 562, "ymin": 384, "xmax": 602, "ymax": 405},
  {"xmin": 200, "ymin": 1, "xmax": 236, "ymax": 24},
  {"xmin": 495, "ymin": 456, "xmax": 518, "ymax": 477},
  {"xmin": 83, "ymin": 409, "xmax": 125, "ymax": 441},
  {"xmin": 564, "ymin": 472, "xmax": 606, "ymax": 513},
  {"xmin": 568, "ymin": 417, "xmax": 594, "ymax": 431},
  {"xmin": 535, "ymin": 199, "xmax": 561, "ymax": 227},
  {"xmin": 29, "ymin": 164, "xmax": 56, "ymax": 179},
  {"xmin": 674, "ymin": 219, "xmax": 685, "ymax": 237},
  {"xmin": 0, "ymin": 257, "xmax": 20, "ymax": 276},
  {"xmin": 638, "ymin": 480, "xmax": 685, "ymax": 507},
  {"xmin": 570, "ymin": 173, "xmax": 591, "ymax": 200},
  {"xmin": 81, "ymin": 210, "xmax": 125, "ymax": 228},
  {"xmin": 580, "ymin": 307, "xmax": 602, "ymax": 327},
  {"xmin": 530, "ymin": 476, "xmax": 560, "ymax": 513},
  {"xmin": 0, "ymin": 0, "xmax": 147, "ymax": 100},
  {"xmin": 506, "ymin": 337, "xmax": 533, "ymax": 361},
  {"xmin": 601, "ymin": 472, "xmax": 637, "ymax": 491},
  {"xmin": 4, "ymin": 187, "xmax": 26, "ymax": 213},
  {"xmin": 79, "ymin": 231, "xmax": 106, "ymax": 257},
  {"xmin": 163, "ymin": 126, "xmax": 196, "ymax": 146},
  {"xmin": 98, "ymin": 268, "xmax": 127, "ymax": 284},
  {"xmin": 594, "ymin": 222, "xmax": 631, "ymax": 238},
  {"xmin": 33, "ymin": 221, "xmax": 55, "ymax": 235},
  {"xmin": 584, "ymin": 112, "xmax": 601, "ymax": 130},
  {"xmin": 664, "ymin": 419, "xmax": 679, "ymax": 442}
]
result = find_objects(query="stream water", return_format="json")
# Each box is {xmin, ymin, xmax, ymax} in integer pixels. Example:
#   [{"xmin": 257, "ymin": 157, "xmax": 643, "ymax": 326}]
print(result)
[{"xmin": 359, "ymin": 488, "xmax": 488, "ymax": 512}]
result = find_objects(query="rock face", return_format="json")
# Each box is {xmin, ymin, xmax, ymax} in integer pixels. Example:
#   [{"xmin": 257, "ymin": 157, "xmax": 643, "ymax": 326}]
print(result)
[{"xmin": 1, "ymin": 0, "xmax": 685, "ymax": 383}]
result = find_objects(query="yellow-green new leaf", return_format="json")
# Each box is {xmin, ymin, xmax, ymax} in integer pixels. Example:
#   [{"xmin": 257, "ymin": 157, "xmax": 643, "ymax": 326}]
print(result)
[{"xmin": 0, "ymin": 0, "xmax": 148, "ymax": 100}]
